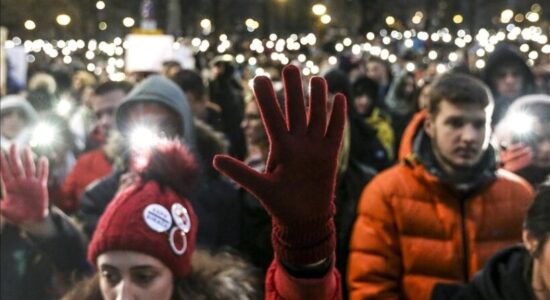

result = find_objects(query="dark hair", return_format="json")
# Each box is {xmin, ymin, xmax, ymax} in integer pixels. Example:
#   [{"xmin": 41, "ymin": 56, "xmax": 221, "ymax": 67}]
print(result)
[
  {"xmin": 524, "ymin": 179, "xmax": 550, "ymax": 257},
  {"xmin": 94, "ymin": 81, "xmax": 133, "ymax": 96},
  {"xmin": 171, "ymin": 70, "xmax": 206, "ymax": 99},
  {"xmin": 352, "ymin": 76, "xmax": 379, "ymax": 102},
  {"xmin": 163, "ymin": 60, "xmax": 182, "ymax": 68},
  {"xmin": 323, "ymin": 68, "xmax": 352, "ymax": 101},
  {"xmin": 428, "ymin": 73, "xmax": 494, "ymax": 116}
]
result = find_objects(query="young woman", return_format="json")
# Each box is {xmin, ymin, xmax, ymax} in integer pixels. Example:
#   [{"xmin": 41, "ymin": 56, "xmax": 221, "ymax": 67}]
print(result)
[{"xmin": 1, "ymin": 65, "xmax": 346, "ymax": 300}]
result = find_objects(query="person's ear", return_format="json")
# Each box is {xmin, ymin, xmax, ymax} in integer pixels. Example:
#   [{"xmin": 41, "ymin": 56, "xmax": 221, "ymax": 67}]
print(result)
[
  {"xmin": 424, "ymin": 113, "xmax": 435, "ymax": 138},
  {"xmin": 522, "ymin": 230, "xmax": 538, "ymax": 256}
]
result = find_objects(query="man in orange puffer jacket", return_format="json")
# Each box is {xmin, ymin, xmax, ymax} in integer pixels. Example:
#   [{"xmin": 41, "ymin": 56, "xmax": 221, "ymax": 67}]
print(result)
[{"xmin": 348, "ymin": 73, "xmax": 533, "ymax": 300}]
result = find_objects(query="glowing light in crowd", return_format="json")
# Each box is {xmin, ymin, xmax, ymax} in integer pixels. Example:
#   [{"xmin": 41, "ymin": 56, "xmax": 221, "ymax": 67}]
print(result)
[
  {"xmin": 500, "ymin": 9, "xmax": 514, "ymax": 23},
  {"xmin": 320, "ymin": 14, "xmax": 331, "ymax": 24},
  {"xmin": 130, "ymin": 126, "xmax": 162, "ymax": 152},
  {"xmin": 56, "ymin": 14, "xmax": 71, "ymax": 26},
  {"xmin": 526, "ymin": 12, "xmax": 539, "ymax": 22},
  {"xmin": 366, "ymin": 32, "xmax": 375, "ymax": 40},
  {"xmin": 428, "ymin": 50, "xmax": 437, "ymax": 60},
  {"xmin": 475, "ymin": 59, "xmax": 485, "ymax": 69},
  {"xmin": 453, "ymin": 14, "xmax": 463, "ymax": 24},
  {"xmin": 406, "ymin": 62, "xmax": 415, "ymax": 72},
  {"xmin": 63, "ymin": 56, "xmax": 72, "ymax": 64},
  {"xmin": 312, "ymin": 4, "xmax": 327, "ymax": 16},
  {"xmin": 123, "ymin": 17, "xmax": 135, "ymax": 28},
  {"xmin": 328, "ymin": 56, "xmax": 337, "ymax": 65},
  {"xmin": 386, "ymin": 16, "xmax": 395, "ymax": 26},
  {"xmin": 246, "ymin": 18, "xmax": 260, "ymax": 32},
  {"xmin": 506, "ymin": 112, "xmax": 535, "ymax": 136},
  {"xmin": 235, "ymin": 54, "xmax": 245, "ymax": 64},
  {"xmin": 30, "ymin": 122, "xmax": 57, "ymax": 148},
  {"xmin": 24, "ymin": 20, "xmax": 36, "ymax": 30},
  {"xmin": 412, "ymin": 11, "xmax": 423, "ymax": 24},
  {"xmin": 99, "ymin": 22, "xmax": 108, "ymax": 30},
  {"xmin": 56, "ymin": 98, "xmax": 73, "ymax": 116},
  {"xmin": 96, "ymin": 1, "xmax": 105, "ymax": 10}
]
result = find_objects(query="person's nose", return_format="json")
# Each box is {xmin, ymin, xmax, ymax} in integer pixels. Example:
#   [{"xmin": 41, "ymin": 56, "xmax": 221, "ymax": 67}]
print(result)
[
  {"xmin": 461, "ymin": 124, "xmax": 478, "ymax": 143},
  {"xmin": 115, "ymin": 281, "xmax": 137, "ymax": 300}
]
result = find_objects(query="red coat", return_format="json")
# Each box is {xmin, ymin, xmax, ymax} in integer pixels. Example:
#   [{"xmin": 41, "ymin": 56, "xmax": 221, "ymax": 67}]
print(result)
[
  {"xmin": 348, "ymin": 111, "xmax": 533, "ymax": 300},
  {"xmin": 60, "ymin": 149, "xmax": 112, "ymax": 213},
  {"xmin": 266, "ymin": 258, "xmax": 342, "ymax": 300}
]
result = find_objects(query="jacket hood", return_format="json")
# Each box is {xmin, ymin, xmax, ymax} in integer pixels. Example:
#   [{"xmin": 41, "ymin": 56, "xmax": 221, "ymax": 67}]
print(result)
[
  {"xmin": 0, "ymin": 95, "xmax": 38, "ymax": 124},
  {"xmin": 115, "ymin": 75, "xmax": 196, "ymax": 149},
  {"xmin": 472, "ymin": 245, "xmax": 536, "ymax": 300},
  {"xmin": 483, "ymin": 45, "xmax": 535, "ymax": 97},
  {"xmin": 398, "ymin": 110, "xmax": 497, "ymax": 190}
]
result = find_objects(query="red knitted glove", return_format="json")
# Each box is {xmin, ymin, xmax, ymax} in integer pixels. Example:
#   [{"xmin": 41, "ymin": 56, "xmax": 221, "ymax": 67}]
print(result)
[
  {"xmin": 0, "ymin": 145, "xmax": 49, "ymax": 224},
  {"xmin": 213, "ymin": 65, "xmax": 346, "ymax": 265},
  {"xmin": 500, "ymin": 143, "xmax": 533, "ymax": 172}
]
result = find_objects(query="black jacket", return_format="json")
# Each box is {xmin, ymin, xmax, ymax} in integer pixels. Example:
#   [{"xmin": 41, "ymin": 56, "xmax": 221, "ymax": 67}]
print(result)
[
  {"xmin": 432, "ymin": 245, "xmax": 537, "ymax": 300},
  {"xmin": 0, "ymin": 208, "xmax": 88, "ymax": 300}
]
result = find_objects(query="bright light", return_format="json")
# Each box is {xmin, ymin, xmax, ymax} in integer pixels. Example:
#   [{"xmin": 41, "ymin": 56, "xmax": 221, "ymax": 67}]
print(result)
[
  {"xmin": 200, "ymin": 18, "xmax": 212, "ymax": 29},
  {"xmin": 30, "ymin": 123, "xmax": 57, "ymax": 148},
  {"xmin": 428, "ymin": 50, "xmax": 438, "ymax": 60},
  {"xmin": 320, "ymin": 14, "xmax": 331, "ymax": 24},
  {"xmin": 63, "ymin": 56, "xmax": 72, "ymax": 64},
  {"xmin": 335, "ymin": 43, "xmax": 344, "ymax": 52},
  {"xmin": 96, "ymin": 1, "xmax": 105, "ymax": 10},
  {"xmin": 412, "ymin": 11, "xmax": 423, "ymax": 24},
  {"xmin": 526, "ymin": 12, "xmax": 540, "ymax": 22},
  {"xmin": 235, "ymin": 54, "xmax": 245, "ymax": 64},
  {"xmin": 130, "ymin": 126, "xmax": 162, "ymax": 151},
  {"xmin": 328, "ymin": 56, "xmax": 337, "ymax": 65},
  {"xmin": 123, "ymin": 17, "xmax": 135, "ymax": 28},
  {"xmin": 475, "ymin": 59, "xmax": 485, "ymax": 69},
  {"xmin": 520, "ymin": 43, "xmax": 529, "ymax": 52},
  {"xmin": 453, "ymin": 14, "xmax": 463, "ymax": 24},
  {"xmin": 500, "ymin": 9, "xmax": 514, "ymax": 23},
  {"xmin": 56, "ymin": 14, "xmax": 71, "ymax": 26},
  {"xmin": 406, "ymin": 62, "xmax": 415, "ymax": 72},
  {"xmin": 404, "ymin": 39, "xmax": 414, "ymax": 48},
  {"xmin": 386, "ymin": 16, "xmax": 395, "ymax": 26},
  {"xmin": 448, "ymin": 52, "xmax": 458, "ymax": 62},
  {"xmin": 436, "ymin": 64, "xmax": 447, "ymax": 74},
  {"xmin": 245, "ymin": 18, "xmax": 260, "ymax": 30},
  {"xmin": 87, "ymin": 63, "xmax": 96, "ymax": 72},
  {"xmin": 505, "ymin": 112, "xmax": 535, "ymax": 136},
  {"xmin": 312, "ymin": 4, "xmax": 327, "ymax": 16},
  {"xmin": 24, "ymin": 20, "xmax": 36, "ymax": 30},
  {"xmin": 56, "ymin": 98, "xmax": 73, "ymax": 116},
  {"xmin": 99, "ymin": 22, "xmax": 108, "ymax": 30},
  {"xmin": 528, "ymin": 51, "xmax": 538, "ymax": 60}
]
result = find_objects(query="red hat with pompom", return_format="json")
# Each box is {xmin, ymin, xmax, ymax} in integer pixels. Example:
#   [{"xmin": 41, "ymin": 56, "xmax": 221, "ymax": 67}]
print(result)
[{"xmin": 87, "ymin": 141, "xmax": 199, "ymax": 278}]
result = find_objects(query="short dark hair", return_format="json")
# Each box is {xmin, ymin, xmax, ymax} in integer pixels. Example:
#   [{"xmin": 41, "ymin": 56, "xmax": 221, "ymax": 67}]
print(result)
[
  {"xmin": 94, "ymin": 81, "xmax": 133, "ymax": 96},
  {"xmin": 428, "ymin": 73, "xmax": 493, "ymax": 116},
  {"xmin": 524, "ymin": 179, "xmax": 550, "ymax": 257},
  {"xmin": 171, "ymin": 70, "xmax": 206, "ymax": 99}
]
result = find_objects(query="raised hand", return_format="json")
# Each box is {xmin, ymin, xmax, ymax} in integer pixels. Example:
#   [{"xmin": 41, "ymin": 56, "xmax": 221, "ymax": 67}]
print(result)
[
  {"xmin": 1, "ymin": 145, "xmax": 49, "ymax": 225},
  {"xmin": 500, "ymin": 143, "xmax": 533, "ymax": 172},
  {"xmin": 213, "ymin": 65, "xmax": 346, "ymax": 265}
]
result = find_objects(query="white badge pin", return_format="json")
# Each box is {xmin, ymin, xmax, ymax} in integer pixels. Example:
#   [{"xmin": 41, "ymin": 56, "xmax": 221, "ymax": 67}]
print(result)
[
  {"xmin": 143, "ymin": 204, "xmax": 173, "ymax": 233},
  {"xmin": 171, "ymin": 203, "xmax": 191, "ymax": 233},
  {"xmin": 169, "ymin": 227, "xmax": 188, "ymax": 255}
]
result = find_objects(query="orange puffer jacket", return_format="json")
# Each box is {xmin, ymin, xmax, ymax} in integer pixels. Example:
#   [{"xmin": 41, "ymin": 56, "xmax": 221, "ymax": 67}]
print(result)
[{"xmin": 347, "ymin": 111, "xmax": 533, "ymax": 300}]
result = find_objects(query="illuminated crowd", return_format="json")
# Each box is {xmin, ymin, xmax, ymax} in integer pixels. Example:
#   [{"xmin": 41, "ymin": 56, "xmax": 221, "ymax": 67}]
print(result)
[{"xmin": 1, "ymin": 2, "xmax": 550, "ymax": 300}]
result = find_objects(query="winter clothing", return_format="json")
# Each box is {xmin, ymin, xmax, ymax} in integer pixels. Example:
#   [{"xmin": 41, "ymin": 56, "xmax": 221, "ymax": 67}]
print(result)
[
  {"xmin": 365, "ymin": 107, "xmax": 395, "ymax": 161},
  {"xmin": 115, "ymin": 75, "xmax": 196, "ymax": 149},
  {"xmin": 0, "ymin": 95, "xmax": 38, "ymax": 152},
  {"xmin": 348, "ymin": 111, "xmax": 534, "ymax": 300},
  {"xmin": 0, "ymin": 208, "xmax": 88, "ymax": 300},
  {"xmin": 482, "ymin": 45, "xmax": 536, "ymax": 125},
  {"xmin": 61, "ymin": 149, "xmax": 113, "ymax": 214},
  {"xmin": 431, "ymin": 245, "xmax": 537, "ymax": 300}
]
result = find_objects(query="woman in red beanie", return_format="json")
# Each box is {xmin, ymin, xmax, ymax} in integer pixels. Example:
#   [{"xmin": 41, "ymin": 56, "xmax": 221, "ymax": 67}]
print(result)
[{"xmin": 1, "ymin": 65, "xmax": 346, "ymax": 299}]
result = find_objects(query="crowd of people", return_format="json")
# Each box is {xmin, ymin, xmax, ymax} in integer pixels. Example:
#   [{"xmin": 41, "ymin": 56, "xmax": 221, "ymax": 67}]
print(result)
[{"xmin": 1, "ymin": 32, "xmax": 550, "ymax": 300}]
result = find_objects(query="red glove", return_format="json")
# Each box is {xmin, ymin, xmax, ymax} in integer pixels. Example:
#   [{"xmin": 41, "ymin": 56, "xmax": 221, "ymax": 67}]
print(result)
[
  {"xmin": 1, "ymin": 145, "xmax": 49, "ymax": 224},
  {"xmin": 500, "ymin": 143, "xmax": 533, "ymax": 172},
  {"xmin": 213, "ymin": 65, "xmax": 346, "ymax": 265}
]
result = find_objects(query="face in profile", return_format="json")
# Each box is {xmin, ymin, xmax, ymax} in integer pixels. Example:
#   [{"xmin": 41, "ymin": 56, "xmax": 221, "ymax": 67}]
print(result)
[
  {"xmin": 425, "ymin": 100, "xmax": 490, "ymax": 173},
  {"xmin": 241, "ymin": 100, "xmax": 267, "ymax": 148},
  {"xmin": 97, "ymin": 251, "xmax": 174, "ymax": 300}
]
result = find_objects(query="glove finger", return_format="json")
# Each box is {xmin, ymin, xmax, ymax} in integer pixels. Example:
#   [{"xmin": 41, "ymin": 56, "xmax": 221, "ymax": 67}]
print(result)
[
  {"xmin": 38, "ymin": 157, "xmax": 49, "ymax": 185},
  {"xmin": 253, "ymin": 76, "xmax": 287, "ymax": 139},
  {"xmin": 283, "ymin": 65, "xmax": 307, "ymax": 135},
  {"xmin": 213, "ymin": 155, "xmax": 268, "ymax": 195},
  {"xmin": 308, "ymin": 77, "xmax": 327, "ymax": 138},
  {"xmin": 1, "ymin": 151, "xmax": 14, "ymax": 182},
  {"xmin": 8, "ymin": 144, "xmax": 24, "ymax": 179},
  {"xmin": 22, "ymin": 147, "xmax": 36, "ymax": 178},
  {"xmin": 326, "ymin": 93, "xmax": 347, "ymax": 143}
]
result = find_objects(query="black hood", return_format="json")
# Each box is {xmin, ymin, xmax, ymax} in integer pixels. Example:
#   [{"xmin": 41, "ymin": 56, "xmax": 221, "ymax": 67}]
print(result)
[
  {"xmin": 483, "ymin": 45, "xmax": 535, "ymax": 97},
  {"xmin": 472, "ymin": 245, "xmax": 536, "ymax": 300}
]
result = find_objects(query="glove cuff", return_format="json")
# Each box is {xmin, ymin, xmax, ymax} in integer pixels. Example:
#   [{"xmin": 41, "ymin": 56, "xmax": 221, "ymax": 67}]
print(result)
[{"xmin": 272, "ymin": 213, "xmax": 336, "ymax": 266}]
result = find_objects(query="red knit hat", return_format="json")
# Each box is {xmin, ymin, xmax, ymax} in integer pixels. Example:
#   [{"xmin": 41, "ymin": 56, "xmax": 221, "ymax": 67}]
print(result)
[{"xmin": 87, "ymin": 141, "xmax": 199, "ymax": 278}]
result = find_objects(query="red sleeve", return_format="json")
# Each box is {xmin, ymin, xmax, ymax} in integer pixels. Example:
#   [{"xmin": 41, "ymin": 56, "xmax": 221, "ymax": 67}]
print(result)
[{"xmin": 265, "ymin": 258, "xmax": 342, "ymax": 300}]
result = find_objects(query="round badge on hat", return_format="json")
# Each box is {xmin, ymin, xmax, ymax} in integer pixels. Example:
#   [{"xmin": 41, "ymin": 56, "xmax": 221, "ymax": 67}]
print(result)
[
  {"xmin": 171, "ymin": 203, "xmax": 191, "ymax": 233},
  {"xmin": 143, "ymin": 204, "xmax": 173, "ymax": 232},
  {"xmin": 169, "ymin": 227, "xmax": 188, "ymax": 255}
]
